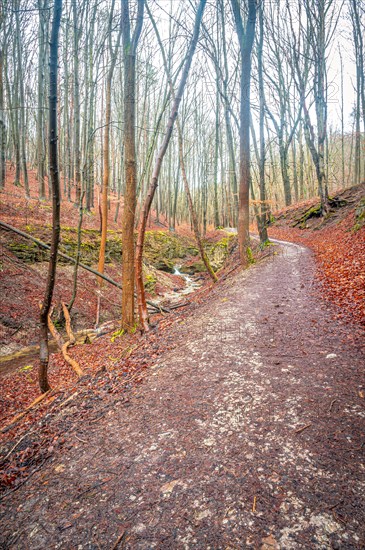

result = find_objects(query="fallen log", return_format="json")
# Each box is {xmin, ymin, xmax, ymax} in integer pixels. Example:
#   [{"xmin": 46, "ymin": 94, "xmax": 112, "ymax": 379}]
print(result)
[{"xmin": 0, "ymin": 220, "xmax": 170, "ymax": 313}]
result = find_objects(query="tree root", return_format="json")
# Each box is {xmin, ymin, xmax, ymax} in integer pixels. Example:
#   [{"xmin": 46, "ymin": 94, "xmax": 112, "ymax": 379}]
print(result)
[{"xmin": 47, "ymin": 306, "xmax": 83, "ymax": 378}]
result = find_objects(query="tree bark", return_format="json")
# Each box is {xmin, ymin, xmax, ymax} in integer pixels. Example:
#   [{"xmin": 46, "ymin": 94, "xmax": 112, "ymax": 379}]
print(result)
[
  {"xmin": 121, "ymin": 0, "xmax": 145, "ymax": 331},
  {"xmin": 257, "ymin": 1, "xmax": 268, "ymax": 242},
  {"xmin": 97, "ymin": 1, "xmax": 121, "ymax": 325},
  {"xmin": 135, "ymin": 0, "xmax": 207, "ymax": 331},
  {"xmin": 231, "ymin": 0, "xmax": 257, "ymax": 263},
  {"xmin": 0, "ymin": 47, "xmax": 5, "ymax": 188},
  {"xmin": 39, "ymin": 0, "xmax": 62, "ymax": 393},
  {"xmin": 72, "ymin": 0, "xmax": 81, "ymax": 203},
  {"xmin": 37, "ymin": 0, "xmax": 48, "ymax": 199}
]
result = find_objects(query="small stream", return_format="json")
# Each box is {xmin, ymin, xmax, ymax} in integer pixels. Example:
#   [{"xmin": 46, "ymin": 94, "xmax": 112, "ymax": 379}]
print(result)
[
  {"xmin": 173, "ymin": 266, "xmax": 202, "ymax": 296},
  {"xmin": 151, "ymin": 266, "xmax": 202, "ymax": 307},
  {"xmin": 0, "ymin": 268, "xmax": 202, "ymax": 377}
]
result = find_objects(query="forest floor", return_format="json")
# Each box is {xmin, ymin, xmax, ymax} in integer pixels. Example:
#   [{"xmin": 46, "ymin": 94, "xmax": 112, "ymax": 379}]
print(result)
[
  {"xmin": 268, "ymin": 182, "xmax": 365, "ymax": 328},
  {"xmin": 0, "ymin": 165, "xmax": 231, "ymax": 420},
  {"xmin": 1, "ymin": 236, "xmax": 364, "ymax": 549},
  {"xmin": 1, "ymin": 173, "xmax": 364, "ymax": 548}
]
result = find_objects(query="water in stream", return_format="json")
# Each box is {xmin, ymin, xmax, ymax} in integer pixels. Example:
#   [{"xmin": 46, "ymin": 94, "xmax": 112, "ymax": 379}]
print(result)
[{"xmin": 0, "ymin": 268, "xmax": 202, "ymax": 376}]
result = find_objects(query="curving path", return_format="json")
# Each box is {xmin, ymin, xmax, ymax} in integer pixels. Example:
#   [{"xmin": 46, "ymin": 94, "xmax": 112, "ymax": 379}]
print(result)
[{"xmin": 1, "ymin": 241, "xmax": 364, "ymax": 549}]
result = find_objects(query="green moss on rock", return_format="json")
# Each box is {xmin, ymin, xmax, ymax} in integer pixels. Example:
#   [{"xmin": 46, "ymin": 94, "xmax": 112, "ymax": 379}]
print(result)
[{"xmin": 354, "ymin": 197, "xmax": 365, "ymax": 231}]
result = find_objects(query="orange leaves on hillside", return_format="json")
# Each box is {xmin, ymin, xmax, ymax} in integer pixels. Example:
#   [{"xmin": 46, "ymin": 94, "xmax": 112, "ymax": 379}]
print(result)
[{"xmin": 269, "ymin": 211, "xmax": 365, "ymax": 327}]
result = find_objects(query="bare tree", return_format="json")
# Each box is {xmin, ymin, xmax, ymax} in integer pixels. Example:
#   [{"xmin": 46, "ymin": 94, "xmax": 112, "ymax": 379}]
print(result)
[
  {"xmin": 135, "ymin": 0, "xmax": 207, "ymax": 332},
  {"xmin": 231, "ymin": 0, "xmax": 257, "ymax": 262},
  {"xmin": 39, "ymin": 0, "xmax": 62, "ymax": 393},
  {"xmin": 121, "ymin": 0, "xmax": 145, "ymax": 331},
  {"xmin": 96, "ymin": 0, "xmax": 122, "ymax": 326}
]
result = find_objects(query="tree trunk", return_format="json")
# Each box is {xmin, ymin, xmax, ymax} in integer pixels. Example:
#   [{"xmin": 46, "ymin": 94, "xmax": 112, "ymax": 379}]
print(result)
[
  {"xmin": 0, "ymin": 47, "xmax": 5, "ymax": 188},
  {"xmin": 72, "ymin": 0, "xmax": 81, "ymax": 203},
  {"xmin": 37, "ymin": 0, "xmax": 48, "ymax": 199},
  {"xmin": 97, "ymin": 2, "xmax": 121, "ymax": 326},
  {"xmin": 15, "ymin": 4, "xmax": 29, "ymax": 197},
  {"xmin": 121, "ymin": 0, "xmax": 144, "ymax": 331},
  {"xmin": 231, "ymin": 0, "xmax": 257, "ymax": 263},
  {"xmin": 39, "ymin": 0, "xmax": 62, "ymax": 393},
  {"xmin": 135, "ymin": 0, "xmax": 207, "ymax": 331},
  {"xmin": 257, "ymin": 1, "xmax": 268, "ymax": 243}
]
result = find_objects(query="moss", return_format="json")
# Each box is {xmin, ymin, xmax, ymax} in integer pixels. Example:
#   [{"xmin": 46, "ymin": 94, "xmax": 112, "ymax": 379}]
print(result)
[
  {"xmin": 182, "ymin": 260, "xmax": 206, "ymax": 274},
  {"xmin": 353, "ymin": 197, "xmax": 365, "ymax": 231},
  {"xmin": 204, "ymin": 234, "xmax": 236, "ymax": 271},
  {"xmin": 246, "ymin": 246, "xmax": 255, "ymax": 264},
  {"xmin": 143, "ymin": 231, "xmax": 198, "ymax": 272},
  {"xmin": 8, "ymin": 242, "xmax": 47, "ymax": 262},
  {"xmin": 292, "ymin": 203, "xmax": 322, "ymax": 228},
  {"xmin": 328, "ymin": 196, "xmax": 348, "ymax": 208},
  {"xmin": 259, "ymin": 239, "xmax": 273, "ymax": 250},
  {"xmin": 111, "ymin": 328, "xmax": 125, "ymax": 343},
  {"xmin": 144, "ymin": 273, "xmax": 157, "ymax": 292}
]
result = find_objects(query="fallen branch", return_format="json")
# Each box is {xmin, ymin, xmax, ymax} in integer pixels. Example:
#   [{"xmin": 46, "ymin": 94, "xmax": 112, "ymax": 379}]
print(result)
[
  {"xmin": 1, "ymin": 391, "xmax": 52, "ymax": 433},
  {"xmin": 111, "ymin": 530, "xmax": 127, "ymax": 550},
  {"xmin": 61, "ymin": 341, "xmax": 84, "ymax": 377},
  {"xmin": 168, "ymin": 301, "xmax": 190, "ymax": 310},
  {"xmin": 46, "ymin": 306, "xmax": 65, "ymax": 349},
  {"xmin": 329, "ymin": 399, "xmax": 337, "ymax": 412},
  {"xmin": 0, "ymin": 220, "xmax": 169, "ymax": 313},
  {"xmin": 252, "ymin": 495, "xmax": 257, "ymax": 513},
  {"xmin": 295, "ymin": 423, "xmax": 312, "ymax": 434},
  {"xmin": 0, "ymin": 432, "xmax": 29, "ymax": 465},
  {"xmin": 0, "ymin": 459, "xmax": 48, "ymax": 501}
]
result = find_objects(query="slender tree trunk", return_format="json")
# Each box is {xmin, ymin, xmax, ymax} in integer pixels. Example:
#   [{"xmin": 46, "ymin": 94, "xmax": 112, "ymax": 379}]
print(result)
[
  {"xmin": 96, "ymin": 4, "xmax": 121, "ymax": 326},
  {"xmin": 177, "ymin": 120, "xmax": 217, "ymax": 282},
  {"xmin": 121, "ymin": 0, "xmax": 144, "ymax": 331},
  {"xmin": 68, "ymin": 191, "xmax": 84, "ymax": 312},
  {"xmin": 39, "ymin": 0, "xmax": 62, "ymax": 393},
  {"xmin": 213, "ymin": 76, "xmax": 220, "ymax": 228},
  {"xmin": 231, "ymin": 0, "xmax": 257, "ymax": 263},
  {"xmin": 37, "ymin": 0, "xmax": 47, "ymax": 199},
  {"xmin": 15, "ymin": 4, "xmax": 29, "ymax": 197},
  {"xmin": 72, "ymin": 0, "xmax": 81, "ymax": 203},
  {"xmin": 135, "ymin": 0, "xmax": 207, "ymax": 331},
  {"xmin": 0, "ymin": 48, "xmax": 5, "ymax": 188},
  {"xmin": 257, "ymin": 2, "xmax": 268, "ymax": 242}
]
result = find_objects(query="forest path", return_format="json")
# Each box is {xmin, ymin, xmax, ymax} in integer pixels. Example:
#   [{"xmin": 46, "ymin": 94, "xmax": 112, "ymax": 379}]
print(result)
[{"xmin": 1, "ymin": 241, "xmax": 365, "ymax": 549}]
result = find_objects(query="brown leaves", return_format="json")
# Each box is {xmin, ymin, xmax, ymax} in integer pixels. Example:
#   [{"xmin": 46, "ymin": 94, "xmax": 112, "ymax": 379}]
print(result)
[{"xmin": 270, "ymin": 206, "xmax": 365, "ymax": 328}]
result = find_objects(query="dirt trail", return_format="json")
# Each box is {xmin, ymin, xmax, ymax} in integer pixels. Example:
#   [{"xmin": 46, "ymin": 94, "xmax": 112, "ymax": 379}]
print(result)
[{"xmin": 1, "ymin": 242, "xmax": 364, "ymax": 549}]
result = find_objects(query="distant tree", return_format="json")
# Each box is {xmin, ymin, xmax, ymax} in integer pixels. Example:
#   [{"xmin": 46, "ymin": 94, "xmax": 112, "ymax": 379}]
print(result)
[
  {"xmin": 96, "ymin": 0, "xmax": 122, "ymax": 326},
  {"xmin": 135, "ymin": 0, "xmax": 207, "ymax": 331}
]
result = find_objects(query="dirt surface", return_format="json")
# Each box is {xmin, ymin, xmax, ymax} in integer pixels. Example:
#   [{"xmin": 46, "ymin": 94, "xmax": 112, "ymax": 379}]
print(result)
[{"xmin": 1, "ymin": 241, "xmax": 364, "ymax": 549}]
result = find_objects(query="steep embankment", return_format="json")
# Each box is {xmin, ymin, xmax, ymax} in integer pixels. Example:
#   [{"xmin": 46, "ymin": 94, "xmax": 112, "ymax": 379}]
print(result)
[
  {"xmin": 268, "ymin": 183, "xmax": 365, "ymax": 328},
  {"xmin": 0, "ymin": 166, "xmax": 236, "ymax": 356}
]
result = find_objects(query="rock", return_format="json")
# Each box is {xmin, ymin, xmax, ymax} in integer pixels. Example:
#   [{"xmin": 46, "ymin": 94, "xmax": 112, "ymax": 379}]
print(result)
[
  {"xmin": 261, "ymin": 534, "xmax": 279, "ymax": 549},
  {"xmin": 160, "ymin": 479, "xmax": 181, "ymax": 496}
]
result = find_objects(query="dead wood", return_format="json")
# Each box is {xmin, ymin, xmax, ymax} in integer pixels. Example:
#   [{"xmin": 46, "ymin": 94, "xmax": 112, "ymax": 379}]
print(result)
[
  {"xmin": 0, "ymin": 220, "xmax": 170, "ymax": 314},
  {"xmin": 46, "ymin": 305, "xmax": 83, "ymax": 377},
  {"xmin": 1, "ymin": 391, "xmax": 52, "ymax": 433},
  {"xmin": 61, "ymin": 302, "xmax": 75, "ymax": 344}
]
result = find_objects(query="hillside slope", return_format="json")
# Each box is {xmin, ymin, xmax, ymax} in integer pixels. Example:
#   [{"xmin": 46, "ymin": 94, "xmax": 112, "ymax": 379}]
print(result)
[{"xmin": 268, "ymin": 183, "xmax": 365, "ymax": 328}]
